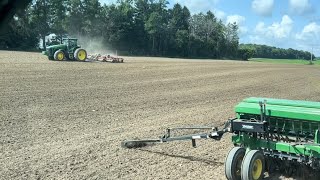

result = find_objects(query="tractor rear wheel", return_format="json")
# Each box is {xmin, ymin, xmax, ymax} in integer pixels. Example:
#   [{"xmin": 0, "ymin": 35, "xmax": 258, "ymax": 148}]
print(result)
[
  {"xmin": 241, "ymin": 150, "xmax": 265, "ymax": 180},
  {"xmin": 74, "ymin": 48, "xmax": 87, "ymax": 61},
  {"xmin": 54, "ymin": 50, "xmax": 65, "ymax": 61},
  {"xmin": 225, "ymin": 147, "xmax": 245, "ymax": 180}
]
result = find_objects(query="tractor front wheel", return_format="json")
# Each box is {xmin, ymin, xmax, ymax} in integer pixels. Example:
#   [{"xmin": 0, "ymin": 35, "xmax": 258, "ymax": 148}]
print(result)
[
  {"xmin": 241, "ymin": 150, "xmax": 265, "ymax": 180},
  {"xmin": 54, "ymin": 50, "xmax": 65, "ymax": 61},
  {"xmin": 74, "ymin": 48, "xmax": 87, "ymax": 61},
  {"xmin": 225, "ymin": 147, "xmax": 245, "ymax": 180}
]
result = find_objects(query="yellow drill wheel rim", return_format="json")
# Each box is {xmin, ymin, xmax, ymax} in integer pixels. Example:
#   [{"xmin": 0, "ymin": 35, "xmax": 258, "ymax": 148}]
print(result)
[
  {"xmin": 252, "ymin": 159, "xmax": 263, "ymax": 180},
  {"xmin": 57, "ymin": 52, "xmax": 64, "ymax": 60},
  {"xmin": 77, "ymin": 50, "xmax": 86, "ymax": 61}
]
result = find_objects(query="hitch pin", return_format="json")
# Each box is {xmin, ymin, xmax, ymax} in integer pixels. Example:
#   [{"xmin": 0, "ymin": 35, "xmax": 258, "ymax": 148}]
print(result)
[{"xmin": 191, "ymin": 135, "xmax": 202, "ymax": 148}]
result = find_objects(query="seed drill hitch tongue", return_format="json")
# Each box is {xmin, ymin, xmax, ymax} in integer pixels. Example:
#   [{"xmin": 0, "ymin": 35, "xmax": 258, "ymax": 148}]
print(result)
[
  {"xmin": 121, "ymin": 124, "xmax": 231, "ymax": 149},
  {"xmin": 122, "ymin": 97, "xmax": 320, "ymax": 179},
  {"xmin": 122, "ymin": 100, "xmax": 267, "ymax": 149}
]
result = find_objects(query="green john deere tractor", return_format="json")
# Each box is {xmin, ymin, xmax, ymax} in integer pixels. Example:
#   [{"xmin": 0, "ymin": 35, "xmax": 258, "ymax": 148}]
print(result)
[{"xmin": 42, "ymin": 38, "xmax": 87, "ymax": 61}]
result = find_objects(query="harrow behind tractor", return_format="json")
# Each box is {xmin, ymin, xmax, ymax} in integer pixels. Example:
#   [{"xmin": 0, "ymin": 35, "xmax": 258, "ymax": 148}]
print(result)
[
  {"xmin": 122, "ymin": 97, "xmax": 320, "ymax": 180},
  {"xmin": 87, "ymin": 54, "xmax": 124, "ymax": 63}
]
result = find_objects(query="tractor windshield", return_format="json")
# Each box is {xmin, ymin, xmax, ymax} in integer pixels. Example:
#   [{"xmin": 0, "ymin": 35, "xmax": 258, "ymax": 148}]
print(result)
[
  {"xmin": 62, "ymin": 39, "xmax": 77, "ymax": 47},
  {"xmin": 69, "ymin": 39, "xmax": 77, "ymax": 47}
]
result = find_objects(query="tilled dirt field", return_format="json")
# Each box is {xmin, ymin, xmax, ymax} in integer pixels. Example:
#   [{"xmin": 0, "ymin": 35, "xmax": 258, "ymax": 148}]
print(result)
[{"xmin": 1, "ymin": 50, "xmax": 320, "ymax": 180}]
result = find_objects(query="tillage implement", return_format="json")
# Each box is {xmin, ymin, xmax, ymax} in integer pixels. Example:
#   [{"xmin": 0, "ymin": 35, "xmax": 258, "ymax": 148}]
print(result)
[{"xmin": 122, "ymin": 97, "xmax": 320, "ymax": 180}]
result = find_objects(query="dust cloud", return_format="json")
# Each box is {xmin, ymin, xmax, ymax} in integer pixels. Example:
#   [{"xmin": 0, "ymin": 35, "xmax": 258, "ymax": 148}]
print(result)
[{"xmin": 77, "ymin": 36, "xmax": 116, "ymax": 55}]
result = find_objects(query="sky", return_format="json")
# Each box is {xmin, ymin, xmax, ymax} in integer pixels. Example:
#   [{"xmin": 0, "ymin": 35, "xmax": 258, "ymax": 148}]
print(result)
[{"xmin": 100, "ymin": 0, "xmax": 320, "ymax": 56}]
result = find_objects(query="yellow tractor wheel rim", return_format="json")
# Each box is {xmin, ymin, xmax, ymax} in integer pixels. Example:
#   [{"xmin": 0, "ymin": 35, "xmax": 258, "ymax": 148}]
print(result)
[
  {"xmin": 252, "ymin": 159, "xmax": 262, "ymax": 180},
  {"xmin": 77, "ymin": 50, "xmax": 86, "ymax": 61},
  {"xmin": 57, "ymin": 52, "xmax": 64, "ymax": 60}
]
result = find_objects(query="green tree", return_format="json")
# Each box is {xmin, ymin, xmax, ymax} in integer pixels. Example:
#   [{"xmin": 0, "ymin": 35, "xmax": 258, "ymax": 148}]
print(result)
[
  {"xmin": 145, "ymin": 11, "xmax": 162, "ymax": 54},
  {"xmin": 30, "ymin": 0, "xmax": 51, "ymax": 49},
  {"xmin": 239, "ymin": 43, "xmax": 315, "ymax": 60},
  {"xmin": 66, "ymin": 0, "xmax": 84, "ymax": 36},
  {"xmin": 167, "ymin": 4, "xmax": 190, "ymax": 56},
  {"xmin": 0, "ymin": 4, "xmax": 38, "ymax": 50},
  {"xmin": 225, "ymin": 22, "xmax": 239, "ymax": 58},
  {"xmin": 238, "ymin": 48, "xmax": 255, "ymax": 60},
  {"xmin": 50, "ymin": 0, "xmax": 68, "ymax": 42},
  {"xmin": 82, "ymin": 0, "xmax": 102, "ymax": 37}
]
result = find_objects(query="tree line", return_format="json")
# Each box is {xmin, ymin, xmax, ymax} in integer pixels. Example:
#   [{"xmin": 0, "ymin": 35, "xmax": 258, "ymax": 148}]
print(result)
[
  {"xmin": 0, "ymin": 0, "xmax": 315, "ymax": 60},
  {"xmin": 240, "ymin": 44, "xmax": 315, "ymax": 60},
  {"xmin": 0, "ymin": 0, "xmax": 240, "ymax": 59}
]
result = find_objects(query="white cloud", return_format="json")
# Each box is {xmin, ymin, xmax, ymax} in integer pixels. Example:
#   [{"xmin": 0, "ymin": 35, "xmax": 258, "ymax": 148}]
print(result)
[
  {"xmin": 214, "ymin": 9, "xmax": 226, "ymax": 21},
  {"xmin": 226, "ymin": 15, "xmax": 245, "ymax": 25},
  {"xmin": 294, "ymin": 23, "xmax": 320, "ymax": 55},
  {"xmin": 254, "ymin": 22, "xmax": 265, "ymax": 34},
  {"xmin": 249, "ymin": 15, "xmax": 293, "ymax": 45},
  {"xmin": 258, "ymin": 15, "xmax": 292, "ymax": 38},
  {"xmin": 249, "ymin": 19, "xmax": 320, "ymax": 56},
  {"xmin": 226, "ymin": 15, "xmax": 247, "ymax": 35},
  {"xmin": 289, "ymin": 0, "xmax": 314, "ymax": 15},
  {"xmin": 296, "ymin": 22, "xmax": 320, "ymax": 43},
  {"xmin": 268, "ymin": 15, "xmax": 293, "ymax": 38},
  {"xmin": 239, "ymin": 27, "xmax": 248, "ymax": 36},
  {"xmin": 251, "ymin": 0, "xmax": 274, "ymax": 16}
]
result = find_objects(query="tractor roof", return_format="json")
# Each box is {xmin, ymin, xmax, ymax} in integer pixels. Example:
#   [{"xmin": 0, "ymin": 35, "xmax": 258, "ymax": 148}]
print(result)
[
  {"xmin": 62, "ymin": 38, "xmax": 77, "ymax": 40},
  {"xmin": 235, "ymin": 97, "xmax": 320, "ymax": 121}
]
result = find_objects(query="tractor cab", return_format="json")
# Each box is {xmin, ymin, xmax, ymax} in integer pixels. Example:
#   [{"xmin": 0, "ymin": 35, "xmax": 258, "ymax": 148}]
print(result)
[{"xmin": 62, "ymin": 38, "xmax": 79, "ymax": 51}]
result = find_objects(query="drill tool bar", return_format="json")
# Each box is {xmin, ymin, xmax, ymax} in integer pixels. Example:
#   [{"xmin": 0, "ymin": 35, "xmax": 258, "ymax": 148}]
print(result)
[{"xmin": 122, "ymin": 126, "xmax": 228, "ymax": 148}]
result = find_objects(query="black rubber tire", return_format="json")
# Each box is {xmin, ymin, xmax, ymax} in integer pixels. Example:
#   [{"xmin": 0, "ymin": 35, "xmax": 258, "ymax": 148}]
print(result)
[
  {"xmin": 54, "ymin": 50, "xmax": 65, "ymax": 61},
  {"xmin": 241, "ymin": 150, "xmax": 265, "ymax": 180},
  {"xmin": 74, "ymin": 48, "xmax": 87, "ymax": 61},
  {"xmin": 48, "ymin": 56, "xmax": 54, "ymax": 60},
  {"xmin": 225, "ymin": 147, "xmax": 246, "ymax": 180}
]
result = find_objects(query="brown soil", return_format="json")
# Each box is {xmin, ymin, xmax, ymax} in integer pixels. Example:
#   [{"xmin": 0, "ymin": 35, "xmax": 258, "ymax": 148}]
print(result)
[{"xmin": 1, "ymin": 50, "xmax": 320, "ymax": 179}]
